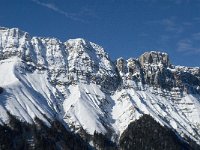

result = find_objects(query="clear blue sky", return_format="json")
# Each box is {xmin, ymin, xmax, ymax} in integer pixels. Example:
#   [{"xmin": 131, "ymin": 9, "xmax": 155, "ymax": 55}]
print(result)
[{"xmin": 1, "ymin": 0, "xmax": 200, "ymax": 66}]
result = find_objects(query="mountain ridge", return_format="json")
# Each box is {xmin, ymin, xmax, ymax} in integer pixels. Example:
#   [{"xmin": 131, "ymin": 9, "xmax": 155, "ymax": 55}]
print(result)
[{"xmin": 0, "ymin": 27, "xmax": 200, "ymax": 148}]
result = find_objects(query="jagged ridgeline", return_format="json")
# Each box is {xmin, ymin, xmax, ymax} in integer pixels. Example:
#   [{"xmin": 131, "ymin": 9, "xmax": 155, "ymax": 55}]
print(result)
[
  {"xmin": 0, "ymin": 27, "xmax": 119, "ymax": 91},
  {"xmin": 0, "ymin": 27, "xmax": 200, "ymax": 149},
  {"xmin": 116, "ymin": 51, "xmax": 200, "ymax": 92}
]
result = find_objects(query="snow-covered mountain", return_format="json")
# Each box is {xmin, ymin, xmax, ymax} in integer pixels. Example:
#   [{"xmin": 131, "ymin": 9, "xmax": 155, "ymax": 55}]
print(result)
[{"xmin": 0, "ymin": 27, "xmax": 200, "ymax": 148}]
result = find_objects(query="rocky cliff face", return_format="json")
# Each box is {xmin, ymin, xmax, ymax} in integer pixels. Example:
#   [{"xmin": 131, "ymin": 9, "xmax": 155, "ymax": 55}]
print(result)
[
  {"xmin": 0, "ymin": 27, "xmax": 200, "ymax": 148},
  {"xmin": 116, "ymin": 51, "xmax": 200, "ymax": 93},
  {"xmin": 0, "ymin": 27, "xmax": 119, "ymax": 91}
]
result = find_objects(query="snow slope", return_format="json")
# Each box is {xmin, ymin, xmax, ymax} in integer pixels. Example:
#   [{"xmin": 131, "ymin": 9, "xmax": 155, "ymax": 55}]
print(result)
[
  {"xmin": 0, "ymin": 57, "xmax": 59, "ymax": 126},
  {"xmin": 63, "ymin": 83, "xmax": 109, "ymax": 134},
  {"xmin": 111, "ymin": 85, "xmax": 200, "ymax": 143}
]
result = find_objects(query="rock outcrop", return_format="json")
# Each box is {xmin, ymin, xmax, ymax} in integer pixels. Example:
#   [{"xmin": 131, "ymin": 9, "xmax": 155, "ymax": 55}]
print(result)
[
  {"xmin": 116, "ymin": 51, "xmax": 200, "ymax": 94},
  {"xmin": 139, "ymin": 51, "xmax": 170, "ymax": 67}
]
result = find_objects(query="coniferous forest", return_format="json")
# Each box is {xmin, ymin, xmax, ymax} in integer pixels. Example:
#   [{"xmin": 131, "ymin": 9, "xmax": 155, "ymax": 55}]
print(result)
[
  {"xmin": 119, "ymin": 114, "xmax": 200, "ymax": 150},
  {"xmin": 0, "ymin": 113, "xmax": 90, "ymax": 150},
  {"xmin": 0, "ymin": 113, "xmax": 200, "ymax": 150}
]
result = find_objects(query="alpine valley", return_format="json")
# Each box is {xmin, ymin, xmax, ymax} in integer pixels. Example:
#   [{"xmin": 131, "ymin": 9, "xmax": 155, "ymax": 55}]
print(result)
[{"xmin": 0, "ymin": 27, "xmax": 200, "ymax": 150}]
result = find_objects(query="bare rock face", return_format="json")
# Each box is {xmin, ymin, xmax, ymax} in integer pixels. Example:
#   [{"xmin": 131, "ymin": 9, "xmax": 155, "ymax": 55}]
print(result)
[
  {"xmin": 138, "ymin": 51, "xmax": 173, "ymax": 89},
  {"xmin": 0, "ymin": 27, "xmax": 33, "ymax": 61},
  {"xmin": 139, "ymin": 51, "xmax": 170, "ymax": 67},
  {"xmin": 116, "ymin": 57, "xmax": 125, "ymax": 73},
  {"xmin": 0, "ymin": 28, "xmax": 119, "ymax": 92},
  {"xmin": 116, "ymin": 51, "xmax": 200, "ymax": 94},
  {"xmin": 127, "ymin": 58, "xmax": 141, "ymax": 74},
  {"xmin": 65, "ymin": 38, "xmax": 119, "ymax": 91}
]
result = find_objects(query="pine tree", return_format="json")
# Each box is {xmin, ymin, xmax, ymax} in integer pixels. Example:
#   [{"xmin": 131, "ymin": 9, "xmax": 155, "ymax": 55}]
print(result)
[{"xmin": 0, "ymin": 87, "xmax": 4, "ymax": 94}]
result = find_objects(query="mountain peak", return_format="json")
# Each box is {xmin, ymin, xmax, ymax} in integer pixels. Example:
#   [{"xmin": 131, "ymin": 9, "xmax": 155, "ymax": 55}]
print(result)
[
  {"xmin": 139, "ymin": 51, "xmax": 170, "ymax": 67},
  {"xmin": 67, "ymin": 38, "xmax": 88, "ymax": 43},
  {"xmin": 0, "ymin": 26, "xmax": 9, "ymax": 31},
  {"xmin": 0, "ymin": 27, "xmax": 28, "ymax": 36}
]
